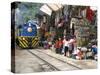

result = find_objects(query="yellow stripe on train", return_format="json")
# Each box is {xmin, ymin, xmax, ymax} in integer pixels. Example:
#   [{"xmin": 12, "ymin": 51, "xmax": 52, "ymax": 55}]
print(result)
[
  {"xmin": 32, "ymin": 41, "xmax": 37, "ymax": 47},
  {"xmin": 18, "ymin": 37, "xmax": 28, "ymax": 48},
  {"xmin": 19, "ymin": 40, "xmax": 26, "ymax": 48},
  {"xmin": 32, "ymin": 37, "xmax": 39, "ymax": 47},
  {"xmin": 32, "ymin": 41, "xmax": 39, "ymax": 47},
  {"xmin": 23, "ymin": 40, "xmax": 28, "ymax": 47},
  {"xmin": 17, "ymin": 36, "xmax": 39, "ymax": 48},
  {"xmin": 32, "ymin": 42, "xmax": 39, "ymax": 47},
  {"xmin": 24, "ymin": 38, "xmax": 28, "ymax": 44}
]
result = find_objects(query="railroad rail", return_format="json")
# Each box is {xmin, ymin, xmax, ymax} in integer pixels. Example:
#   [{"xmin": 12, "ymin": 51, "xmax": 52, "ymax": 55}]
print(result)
[
  {"xmin": 36, "ymin": 49, "xmax": 82, "ymax": 69},
  {"xmin": 27, "ymin": 50, "xmax": 61, "ymax": 71},
  {"xmin": 28, "ymin": 49, "xmax": 82, "ymax": 71}
]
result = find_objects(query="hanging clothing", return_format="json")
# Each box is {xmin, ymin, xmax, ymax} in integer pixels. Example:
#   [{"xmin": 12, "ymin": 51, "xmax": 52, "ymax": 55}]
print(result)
[
  {"xmin": 81, "ymin": 9, "xmax": 87, "ymax": 18},
  {"xmin": 86, "ymin": 7, "xmax": 94, "ymax": 22}
]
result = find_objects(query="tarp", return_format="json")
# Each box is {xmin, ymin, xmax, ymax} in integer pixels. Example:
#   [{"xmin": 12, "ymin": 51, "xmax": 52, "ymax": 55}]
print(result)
[
  {"xmin": 40, "ymin": 4, "xmax": 63, "ymax": 16},
  {"xmin": 47, "ymin": 4, "xmax": 62, "ymax": 11},
  {"xmin": 40, "ymin": 4, "xmax": 52, "ymax": 16}
]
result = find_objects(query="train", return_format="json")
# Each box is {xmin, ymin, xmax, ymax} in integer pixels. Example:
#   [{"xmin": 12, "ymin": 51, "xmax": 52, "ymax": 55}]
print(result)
[{"xmin": 16, "ymin": 22, "xmax": 39, "ymax": 48}]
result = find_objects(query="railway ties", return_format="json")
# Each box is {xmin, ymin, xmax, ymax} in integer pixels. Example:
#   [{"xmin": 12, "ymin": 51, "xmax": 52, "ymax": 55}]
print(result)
[
  {"xmin": 28, "ymin": 50, "xmax": 61, "ymax": 71},
  {"xmin": 27, "ymin": 49, "xmax": 82, "ymax": 71},
  {"xmin": 35, "ymin": 49, "xmax": 82, "ymax": 69},
  {"xmin": 15, "ymin": 49, "xmax": 59, "ymax": 73}
]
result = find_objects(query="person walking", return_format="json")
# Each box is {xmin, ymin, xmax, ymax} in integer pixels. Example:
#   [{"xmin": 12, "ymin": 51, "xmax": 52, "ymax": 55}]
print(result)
[
  {"xmin": 69, "ymin": 36, "xmax": 77, "ymax": 56},
  {"xmin": 62, "ymin": 36, "xmax": 66, "ymax": 54},
  {"xmin": 63, "ymin": 38, "xmax": 69, "ymax": 56}
]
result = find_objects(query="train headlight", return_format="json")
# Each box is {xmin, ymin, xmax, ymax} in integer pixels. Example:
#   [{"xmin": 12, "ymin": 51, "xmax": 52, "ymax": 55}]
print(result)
[
  {"xmin": 35, "ymin": 37, "xmax": 38, "ymax": 40},
  {"xmin": 23, "ymin": 37, "xmax": 25, "ymax": 40},
  {"xmin": 27, "ymin": 27, "xmax": 32, "ymax": 32}
]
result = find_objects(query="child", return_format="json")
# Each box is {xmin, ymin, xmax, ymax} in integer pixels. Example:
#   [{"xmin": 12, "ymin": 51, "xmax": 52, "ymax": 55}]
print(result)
[
  {"xmin": 54, "ymin": 39, "xmax": 59, "ymax": 53},
  {"xmin": 76, "ymin": 48, "xmax": 83, "ymax": 60},
  {"xmin": 58, "ymin": 38, "xmax": 63, "ymax": 54}
]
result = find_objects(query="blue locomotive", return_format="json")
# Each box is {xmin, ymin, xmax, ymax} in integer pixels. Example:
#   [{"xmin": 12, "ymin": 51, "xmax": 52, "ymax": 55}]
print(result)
[{"xmin": 16, "ymin": 22, "xmax": 39, "ymax": 48}]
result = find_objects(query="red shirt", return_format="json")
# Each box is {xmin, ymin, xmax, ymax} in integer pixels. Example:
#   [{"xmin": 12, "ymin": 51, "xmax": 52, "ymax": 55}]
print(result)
[
  {"xmin": 55, "ymin": 41, "xmax": 59, "ymax": 48},
  {"xmin": 58, "ymin": 40, "xmax": 63, "ymax": 48},
  {"xmin": 55, "ymin": 40, "xmax": 63, "ymax": 48}
]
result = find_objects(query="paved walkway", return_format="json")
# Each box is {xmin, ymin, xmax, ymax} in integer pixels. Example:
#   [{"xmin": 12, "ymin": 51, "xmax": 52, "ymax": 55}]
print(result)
[
  {"xmin": 14, "ymin": 48, "xmax": 97, "ymax": 73},
  {"xmin": 38, "ymin": 48, "xmax": 97, "ymax": 69}
]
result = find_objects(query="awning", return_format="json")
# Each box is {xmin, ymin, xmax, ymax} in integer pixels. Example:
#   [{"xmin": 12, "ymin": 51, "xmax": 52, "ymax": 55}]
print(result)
[
  {"xmin": 40, "ymin": 4, "xmax": 63, "ymax": 16},
  {"xmin": 47, "ymin": 4, "xmax": 62, "ymax": 11},
  {"xmin": 40, "ymin": 4, "xmax": 52, "ymax": 16}
]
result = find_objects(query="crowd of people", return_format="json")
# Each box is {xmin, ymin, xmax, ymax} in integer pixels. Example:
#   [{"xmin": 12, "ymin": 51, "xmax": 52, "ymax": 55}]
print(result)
[
  {"xmin": 40, "ymin": 34, "xmax": 97, "ymax": 61},
  {"xmin": 55, "ymin": 36, "xmax": 97, "ymax": 60},
  {"xmin": 54, "ymin": 35, "xmax": 78, "ymax": 58}
]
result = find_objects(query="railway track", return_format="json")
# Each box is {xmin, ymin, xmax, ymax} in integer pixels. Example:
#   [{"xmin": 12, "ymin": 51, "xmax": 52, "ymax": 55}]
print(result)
[
  {"xmin": 28, "ymin": 49, "xmax": 82, "ymax": 71},
  {"xmin": 27, "ymin": 50, "xmax": 61, "ymax": 71},
  {"xmin": 36, "ymin": 49, "xmax": 82, "ymax": 69}
]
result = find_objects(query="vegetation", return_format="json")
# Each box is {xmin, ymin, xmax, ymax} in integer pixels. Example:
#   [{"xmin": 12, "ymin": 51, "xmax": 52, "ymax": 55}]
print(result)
[{"xmin": 18, "ymin": 2, "xmax": 42, "ymax": 22}]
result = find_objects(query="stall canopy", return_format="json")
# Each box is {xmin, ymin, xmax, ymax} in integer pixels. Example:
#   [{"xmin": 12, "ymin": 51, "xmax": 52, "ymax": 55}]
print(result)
[
  {"xmin": 40, "ymin": 4, "xmax": 52, "ymax": 16},
  {"xmin": 47, "ymin": 4, "xmax": 62, "ymax": 11},
  {"xmin": 40, "ymin": 4, "xmax": 63, "ymax": 16}
]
